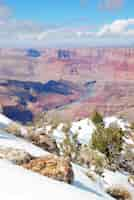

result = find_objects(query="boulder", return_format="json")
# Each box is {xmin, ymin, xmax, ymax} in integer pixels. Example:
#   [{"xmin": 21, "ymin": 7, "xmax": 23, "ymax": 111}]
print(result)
[
  {"xmin": 0, "ymin": 146, "xmax": 33, "ymax": 165},
  {"xmin": 30, "ymin": 133, "xmax": 58, "ymax": 154},
  {"xmin": 22, "ymin": 155, "xmax": 74, "ymax": 184},
  {"xmin": 118, "ymin": 151, "xmax": 134, "ymax": 174},
  {"xmin": 106, "ymin": 186, "xmax": 132, "ymax": 200},
  {"xmin": 128, "ymin": 175, "xmax": 134, "ymax": 187}
]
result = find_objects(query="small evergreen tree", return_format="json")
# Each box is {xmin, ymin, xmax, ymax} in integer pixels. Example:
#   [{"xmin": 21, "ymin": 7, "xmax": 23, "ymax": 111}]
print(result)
[
  {"xmin": 130, "ymin": 122, "xmax": 134, "ymax": 130},
  {"xmin": 91, "ymin": 110, "xmax": 104, "ymax": 126},
  {"xmin": 91, "ymin": 124, "xmax": 125, "ymax": 163}
]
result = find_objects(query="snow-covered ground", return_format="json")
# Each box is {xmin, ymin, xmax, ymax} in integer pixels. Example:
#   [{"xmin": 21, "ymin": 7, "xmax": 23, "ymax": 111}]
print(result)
[
  {"xmin": 0, "ymin": 133, "xmax": 48, "ymax": 157},
  {"xmin": 0, "ymin": 113, "xmax": 133, "ymax": 200},
  {"xmin": 0, "ymin": 129, "xmax": 114, "ymax": 199},
  {"xmin": 0, "ymin": 113, "xmax": 12, "ymax": 127},
  {"xmin": 103, "ymin": 170, "xmax": 134, "ymax": 197},
  {"xmin": 0, "ymin": 160, "xmax": 115, "ymax": 200}
]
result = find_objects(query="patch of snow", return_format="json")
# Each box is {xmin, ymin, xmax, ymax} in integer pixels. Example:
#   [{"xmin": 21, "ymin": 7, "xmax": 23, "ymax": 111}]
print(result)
[
  {"xmin": 0, "ymin": 160, "xmax": 113, "ymax": 200},
  {"xmin": 0, "ymin": 113, "xmax": 12, "ymax": 126},
  {"xmin": 72, "ymin": 164, "xmax": 114, "ymax": 200},
  {"xmin": 53, "ymin": 119, "xmax": 96, "ymax": 145},
  {"xmin": 53, "ymin": 123, "xmax": 65, "ymax": 143},
  {"xmin": 124, "ymin": 138, "xmax": 134, "ymax": 145},
  {"xmin": 71, "ymin": 118, "xmax": 96, "ymax": 144},
  {"xmin": 104, "ymin": 116, "xmax": 129, "ymax": 131},
  {"xmin": 103, "ymin": 170, "xmax": 134, "ymax": 197},
  {"xmin": 0, "ymin": 130, "xmax": 48, "ymax": 157}
]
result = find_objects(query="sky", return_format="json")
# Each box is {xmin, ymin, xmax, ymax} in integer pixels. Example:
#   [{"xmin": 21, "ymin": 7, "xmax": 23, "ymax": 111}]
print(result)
[{"xmin": 0, "ymin": 0, "xmax": 134, "ymax": 47}]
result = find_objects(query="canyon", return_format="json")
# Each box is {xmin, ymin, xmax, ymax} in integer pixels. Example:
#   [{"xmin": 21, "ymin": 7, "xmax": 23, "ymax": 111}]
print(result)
[{"xmin": 0, "ymin": 48, "xmax": 134, "ymax": 123}]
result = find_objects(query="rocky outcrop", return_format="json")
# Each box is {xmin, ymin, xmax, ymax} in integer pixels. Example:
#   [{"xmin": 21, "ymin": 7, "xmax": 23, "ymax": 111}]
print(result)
[
  {"xmin": 22, "ymin": 155, "xmax": 74, "ymax": 183},
  {"xmin": 30, "ymin": 133, "xmax": 58, "ymax": 154},
  {"xmin": 0, "ymin": 146, "xmax": 33, "ymax": 165},
  {"xmin": 5, "ymin": 122, "xmax": 59, "ymax": 154}
]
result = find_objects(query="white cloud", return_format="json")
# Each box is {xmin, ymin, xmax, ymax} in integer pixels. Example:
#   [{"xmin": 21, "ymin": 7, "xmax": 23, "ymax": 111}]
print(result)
[
  {"xmin": 0, "ymin": 2, "xmax": 134, "ymax": 47},
  {"xmin": 97, "ymin": 19, "xmax": 134, "ymax": 37}
]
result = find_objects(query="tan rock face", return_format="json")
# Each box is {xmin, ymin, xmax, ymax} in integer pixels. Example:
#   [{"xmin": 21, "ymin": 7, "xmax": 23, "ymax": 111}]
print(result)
[
  {"xmin": 22, "ymin": 155, "xmax": 74, "ymax": 184},
  {"xmin": 0, "ymin": 146, "xmax": 33, "ymax": 165},
  {"xmin": 30, "ymin": 133, "xmax": 58, "ymax": 154}
]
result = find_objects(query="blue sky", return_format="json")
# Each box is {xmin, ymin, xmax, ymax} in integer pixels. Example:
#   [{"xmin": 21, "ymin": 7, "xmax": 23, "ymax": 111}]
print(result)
[
  {"xmin": 1, "ymin": 0, "xmax": 134, "ymax": 47},
  {"xmin": 6, "ymin": 0, "xmax": 132, "ymax": 25}
]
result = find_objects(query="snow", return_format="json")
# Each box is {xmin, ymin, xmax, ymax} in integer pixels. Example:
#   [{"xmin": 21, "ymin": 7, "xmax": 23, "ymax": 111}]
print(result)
[
  {"xmin": 0, "ymin": 131, "xmax": 114, "ymax": 200},
  {"xmin": 53, "ymin": 118, "xmax": 96, "ymax": 145},
  {"xmin": 0, "ymin": 114, "xmax": 48, "ymax": 157},
  {"xmin": 53, "ymin": 116, "xmax": 129, "ymax": 145},
  {"xmin": 0, "ymin": 130, "xmax": 48, "ymax": 157},
  {"xmin": 0, "ymin": 114, "xmax": 133, "ymax": 200},
  {"xmin": 103, "ymin": 170, "xmax": 134, "ymax": 197},
  {"xmin": 0, "ymin": 160, "xmax": 114, "ymax": 200},
  {"xmin": 72, "ymin": 164, "xmax": 114, "ymax": 200},
  {"xmin": 53, "ymin": 123, "xmax": 65, "ymax": 143},
  {"xmin": 0, "ymin": 113, "xmax": 12, "ymax": 126},
  {"xmin": 71, "ymin": 118, "xmax": 96, "ymax": 144},
  {"xmin": 0, "ymin": 115, "xmax": 113, "ymax": 200},
  {"xmin": 124, "ymin": 137, "xmax": 134, "ymax": 145},
  {"xmin": 104, "ymin": 116, "xmax": 129, "ymax": 131}
]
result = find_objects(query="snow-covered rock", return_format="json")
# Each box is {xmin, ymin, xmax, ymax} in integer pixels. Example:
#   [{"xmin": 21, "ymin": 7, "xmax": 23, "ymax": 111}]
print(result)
[
  {"xmin": 104, "ymin": 116, "xmax": 129, "ymax": 131},
  {"xmin": 52, "ymin": 118, "xmax": 95, "ymax": 145},
  {"xmin": 0, "ymin": 146, "xmax": 33, "ymax": 164},
  {"xmin": 0, "ymin": 130, "xmax": 48, "ymax": 157},
  {"xmin": 71, "ymin": 118, "xmax": 96, "ymax": 144}
]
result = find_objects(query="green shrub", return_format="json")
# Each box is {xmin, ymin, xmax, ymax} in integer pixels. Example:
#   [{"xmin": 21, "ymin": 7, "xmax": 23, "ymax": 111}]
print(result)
[
  {"xmin": 91, "ymin": 124, "xmax": 125, "ymax": 162},
  {"xmin": 130, "ymin": 122, "xmax": 134, "ymax": 130},
  {"xmin": 91, "ymin": 110, "xmax": 104, "ymax": 126}
]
